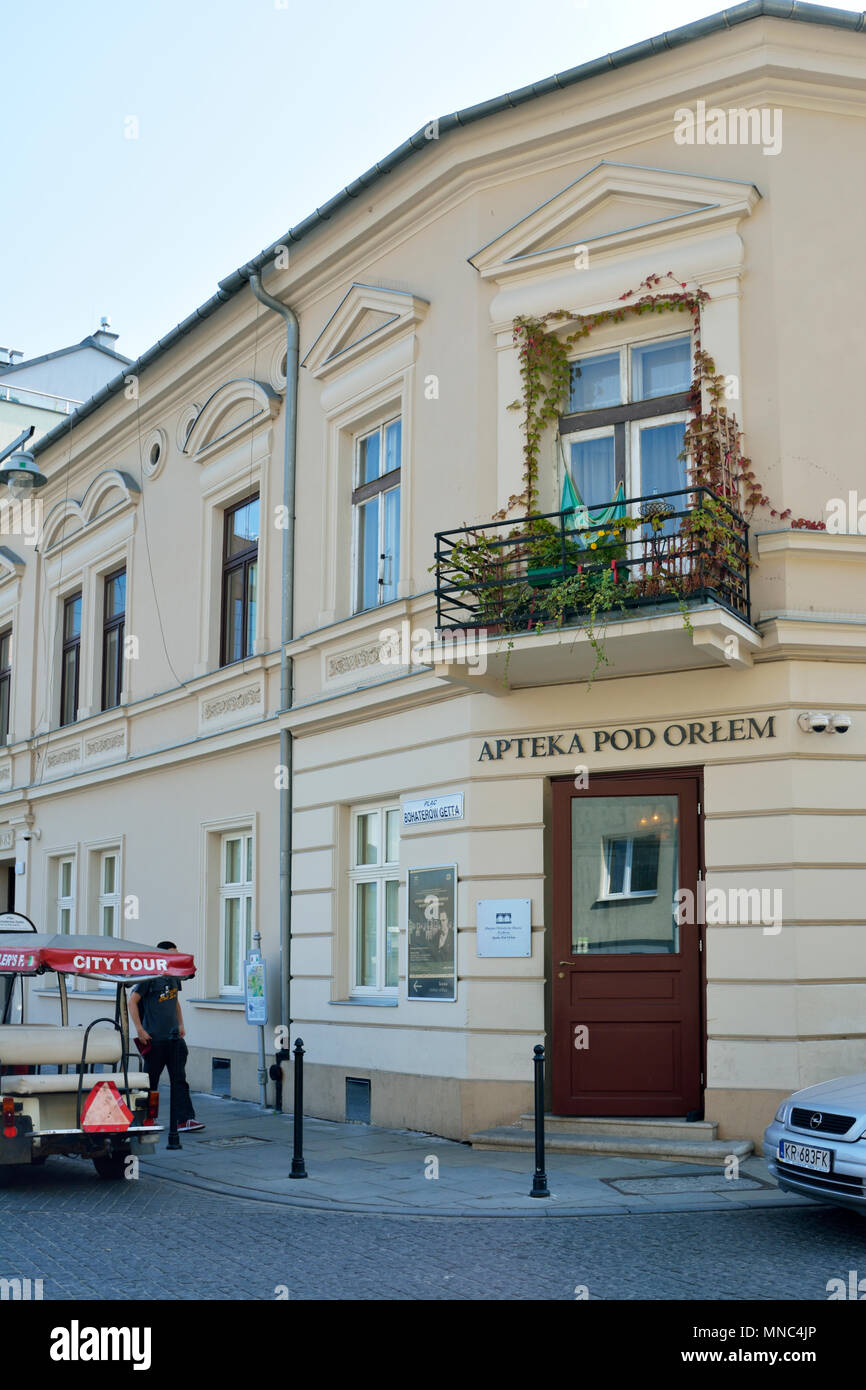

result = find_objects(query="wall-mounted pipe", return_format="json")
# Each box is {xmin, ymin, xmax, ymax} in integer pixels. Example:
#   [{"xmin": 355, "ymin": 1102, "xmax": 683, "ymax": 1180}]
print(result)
[{"xmin": 248, "ymin": 271, "xmax": 298, "ymax": 1100}]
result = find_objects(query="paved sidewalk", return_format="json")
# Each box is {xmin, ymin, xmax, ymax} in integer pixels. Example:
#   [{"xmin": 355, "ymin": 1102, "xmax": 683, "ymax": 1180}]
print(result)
[{"xmin": 138, "ymin": 1091, "xmax": 815, "ymax": 1218}]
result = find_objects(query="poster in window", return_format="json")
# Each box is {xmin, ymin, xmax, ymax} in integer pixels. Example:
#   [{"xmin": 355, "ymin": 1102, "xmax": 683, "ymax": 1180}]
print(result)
[{"xmin": 407, "ymin": 865, "xmax": 457, "ymax": 1002}]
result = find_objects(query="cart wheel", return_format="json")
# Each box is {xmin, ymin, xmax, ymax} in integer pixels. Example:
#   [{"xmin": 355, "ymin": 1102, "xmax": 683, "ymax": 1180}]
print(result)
[{"xmin": 92, "ymin": 1153, "xmax": 128, "ymax": 1180}]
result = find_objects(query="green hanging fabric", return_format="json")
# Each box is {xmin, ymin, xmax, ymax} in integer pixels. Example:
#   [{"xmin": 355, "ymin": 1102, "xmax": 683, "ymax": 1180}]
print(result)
[{"xmin": 561, "ymin": 475, "xmax": 626, "ymax": 544}]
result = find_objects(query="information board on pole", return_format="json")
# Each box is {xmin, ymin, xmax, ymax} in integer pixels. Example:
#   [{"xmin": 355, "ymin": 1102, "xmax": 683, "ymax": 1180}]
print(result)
[{"xmin": 244, "ymin": 952, "xmax": 268, "ymax": 1025}]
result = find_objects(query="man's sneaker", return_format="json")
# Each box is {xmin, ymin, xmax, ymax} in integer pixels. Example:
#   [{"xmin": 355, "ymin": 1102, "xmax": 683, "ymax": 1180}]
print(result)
[{"xmin": 177, "ymin": 1120, "xmax": 205, "ymax": 1132}]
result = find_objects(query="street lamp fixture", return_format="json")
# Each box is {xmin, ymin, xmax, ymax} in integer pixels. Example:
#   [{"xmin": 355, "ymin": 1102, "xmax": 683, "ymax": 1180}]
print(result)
[{"xmin": 0, "ymin": 449, "xmax": 47, "ymax": 502}]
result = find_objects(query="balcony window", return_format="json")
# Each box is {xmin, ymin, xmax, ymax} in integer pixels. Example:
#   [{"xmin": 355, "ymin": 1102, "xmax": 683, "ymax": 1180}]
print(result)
[{"xmin": 562, "ymin": 335, "xmax": 692, "ymax": 513}]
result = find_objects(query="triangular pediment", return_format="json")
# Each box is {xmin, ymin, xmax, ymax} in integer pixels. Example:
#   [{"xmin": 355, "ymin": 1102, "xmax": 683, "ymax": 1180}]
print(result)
[
  {"xmin": 303, "ymin": 283, "xmax": 429, "ymax": 379},
  {"xmin": 469, "ymin": 162, "xmax": 761, "ymax": 281}
]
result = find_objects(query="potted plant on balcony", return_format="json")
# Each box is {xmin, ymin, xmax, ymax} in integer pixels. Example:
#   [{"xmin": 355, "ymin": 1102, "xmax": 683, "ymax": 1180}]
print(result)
[{"xmin": 524, "ymin": 518, "xmax": 583, "ymax": 588}]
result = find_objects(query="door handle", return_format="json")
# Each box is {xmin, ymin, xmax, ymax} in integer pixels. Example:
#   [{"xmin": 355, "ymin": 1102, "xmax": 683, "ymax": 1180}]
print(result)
[{"xmin": 558, "ymin": 960, "xmax": 572, "ymax": 966}]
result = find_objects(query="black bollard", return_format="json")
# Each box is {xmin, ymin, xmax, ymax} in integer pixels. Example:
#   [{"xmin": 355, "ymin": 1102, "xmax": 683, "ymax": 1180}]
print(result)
[
  {"xmin": 166, "ymin": 1033, "xmax": 182, "ymax": 1150},
  {"xmin": 529, "ymin": 1044, "xmax": 549, "ymax": 1197},
  {"xmin": 289, "ymin": 1038, "xmax": 307, "ymax": 1178}
]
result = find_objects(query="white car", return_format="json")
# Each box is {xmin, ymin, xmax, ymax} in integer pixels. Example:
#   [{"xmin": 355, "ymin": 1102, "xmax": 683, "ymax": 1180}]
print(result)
[{"xmin": 763, "ymin": 1075, "xmax": 866, "ymax": 1213}]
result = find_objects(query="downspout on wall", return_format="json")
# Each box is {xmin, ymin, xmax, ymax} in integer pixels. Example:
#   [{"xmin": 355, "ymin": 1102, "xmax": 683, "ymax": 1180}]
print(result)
[{"xmin": 248, "ymin": 272, "xmax": 298, "ymax": 1101}]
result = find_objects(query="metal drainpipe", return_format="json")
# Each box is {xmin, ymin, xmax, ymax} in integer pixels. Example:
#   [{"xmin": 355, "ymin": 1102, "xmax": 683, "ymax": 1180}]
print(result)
[{"xmin": 249, "ymin": 271, "xmax": 298, "ymax": 1109}]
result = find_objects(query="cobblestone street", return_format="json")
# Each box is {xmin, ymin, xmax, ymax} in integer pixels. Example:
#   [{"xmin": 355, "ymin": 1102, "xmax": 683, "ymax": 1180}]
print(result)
[{"xmin": 2, "ymin": 1158, "xmax": 864, "ymax": 1301}]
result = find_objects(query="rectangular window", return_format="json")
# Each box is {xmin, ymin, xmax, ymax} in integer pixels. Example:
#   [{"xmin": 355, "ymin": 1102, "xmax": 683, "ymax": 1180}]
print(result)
[
  {"xmin": 0, "ymin": 627, "xmax": 10, "ymax": 745},
  {"xmin": 219, "ymin": 832, "xmax": 253, "ymax": 994},
  {"xmin": 60, "ymin": 592, "xmax": 82, "ymax": 726},
  {"xmin": 57, "ymin": 856, "xmax": 75, "ymax": 933},
  {"xmin": 98, "ymin": 851, "xmax": 120, "ymax": 937},
  {"xmin": 600, "ymin": 835, "xmax": 660, "ymax": 900},
  {"xmin": 221, "ymin": 495, "xmax": 259, "ymax": 666},
  {"xmin": 352, "ymin": 419, "xmax": 401, "ymax": 613},
  {"xmin": 101, "ymin": 568, "xmax": 126, "ymax": 711},
  {"xmin": 350, "ymin": 805, "xmax": 400, "ymax": 995}
]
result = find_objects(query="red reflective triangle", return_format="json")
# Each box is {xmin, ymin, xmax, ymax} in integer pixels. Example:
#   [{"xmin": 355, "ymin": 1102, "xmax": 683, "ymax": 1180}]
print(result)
[{"xmin": 81, "ymin": 1080, "xmax": 134, "ymax": 1132}]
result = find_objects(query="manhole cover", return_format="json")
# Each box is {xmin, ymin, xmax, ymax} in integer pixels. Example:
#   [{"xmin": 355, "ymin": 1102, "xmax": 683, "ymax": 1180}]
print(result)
[
  {"xmin": 196, "ymin": 1136, "xmax": 272, "ymax": 1149},
  {"xmin": 606, "ymin": 1175, "xmax": 766, "ymax": 1195}
]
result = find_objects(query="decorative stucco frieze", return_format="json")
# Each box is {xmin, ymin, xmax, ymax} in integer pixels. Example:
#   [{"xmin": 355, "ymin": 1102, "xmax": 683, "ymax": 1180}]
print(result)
[
  {"xmin": 45, "ymin": 745, "xmax": 81, "ymax": 769},
  {"xmin": 326, "ymin": 645, "xmax": 383, "ymax": 682},
  {"xmin": 85, "ymin": 732, "xmax": 126, "ymax": 758},
  {"xmin": 202, "ymin": 684, "xmax": 263, "ymax": 720}
]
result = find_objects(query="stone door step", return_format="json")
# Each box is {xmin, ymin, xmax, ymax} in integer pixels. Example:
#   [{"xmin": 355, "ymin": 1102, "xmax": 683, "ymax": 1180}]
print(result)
[
  {"xmin": 469, "ymin": 1126, "xmax": 753, "ymax": 1165},
  {"xmin": 518, "ymin": 1114, "xmax": 719, "ymax": 1142}
]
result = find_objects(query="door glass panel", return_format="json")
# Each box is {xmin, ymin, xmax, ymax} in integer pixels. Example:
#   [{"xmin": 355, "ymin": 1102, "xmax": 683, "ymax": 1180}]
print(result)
[
  {"xmin": 571, "ymin": 795, "xmax": 679, "ymax": 954},
  {"xmin": 637, "ymin": 420, "xmax": 687, "ymax": 542},
  {"xmin": 569, "ymin": 435, "xmax": 615, "ymax": 510},
  {"xmin": 569, "ymin": 352, "xmax": 621, "ymax": 412}
]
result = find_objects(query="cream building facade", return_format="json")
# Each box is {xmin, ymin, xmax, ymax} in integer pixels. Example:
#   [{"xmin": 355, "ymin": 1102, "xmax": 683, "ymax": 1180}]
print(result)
[{"xmin": 3, "ymin": 4, "xmax": 865, "ymax": 1145}]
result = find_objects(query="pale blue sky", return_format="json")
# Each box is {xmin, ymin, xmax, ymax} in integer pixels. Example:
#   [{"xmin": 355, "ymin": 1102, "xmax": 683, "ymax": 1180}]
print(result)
[{"xmin": 5, "ymin": 0, "xmax": 862, "ymax": 362}]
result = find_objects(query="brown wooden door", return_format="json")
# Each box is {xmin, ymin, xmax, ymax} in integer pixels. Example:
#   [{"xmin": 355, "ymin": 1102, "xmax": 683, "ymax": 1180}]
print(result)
[{"xmin": 552, "ymin": 771, "xmax": 703, "ymax": 1117}]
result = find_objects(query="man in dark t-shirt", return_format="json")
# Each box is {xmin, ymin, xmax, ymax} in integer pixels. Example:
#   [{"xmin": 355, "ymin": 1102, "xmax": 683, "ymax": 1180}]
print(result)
[{"xmin": 128, "ymin": 943, "xmax": 204, "ymax": 1133}]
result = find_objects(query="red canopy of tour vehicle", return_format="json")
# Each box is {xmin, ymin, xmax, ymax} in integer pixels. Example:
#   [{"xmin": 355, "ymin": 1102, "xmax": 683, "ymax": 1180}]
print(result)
[{"xmin": 0, "ymin": 933, "xmax": 195, "ymax": 980}]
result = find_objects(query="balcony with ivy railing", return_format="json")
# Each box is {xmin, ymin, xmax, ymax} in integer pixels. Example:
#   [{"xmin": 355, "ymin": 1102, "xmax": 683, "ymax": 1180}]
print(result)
[
  {"xmin": 436, "ymin": 487, "xmax": 750, "ymax": 630},
  {"xmin": 432, "ymin": 486, "xmax": 757, "ymax": 686}
]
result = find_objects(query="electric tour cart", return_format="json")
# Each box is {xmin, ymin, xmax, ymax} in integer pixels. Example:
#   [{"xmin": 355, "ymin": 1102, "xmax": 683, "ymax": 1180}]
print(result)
[{"xmin": 0, "ymin": 914, "xmax": 195, "ymax": 1179}]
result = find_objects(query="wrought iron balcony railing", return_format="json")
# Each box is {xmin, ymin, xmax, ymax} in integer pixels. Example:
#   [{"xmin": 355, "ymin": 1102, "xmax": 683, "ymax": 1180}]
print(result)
[{"xmin": 435, "ymin": 487, "xmax": 750, "ymax": 632}]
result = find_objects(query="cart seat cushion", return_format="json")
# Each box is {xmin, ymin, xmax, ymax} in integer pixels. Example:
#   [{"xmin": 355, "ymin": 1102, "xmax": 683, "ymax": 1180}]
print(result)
[
  {"xmin": 0, "ymin": 1025, "xmax": 123, "ymax": 1067},
  {"xmin": 0, "ymin": 1070, "xmax": 151, "ymax": 1095}
]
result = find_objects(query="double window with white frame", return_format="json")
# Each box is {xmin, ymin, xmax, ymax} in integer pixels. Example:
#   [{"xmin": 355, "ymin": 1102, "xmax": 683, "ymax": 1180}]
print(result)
[
  {"xmin": 352, "ymin": 419, "xmax": 401, "ymax": 613},
  {"xmin": 560, "ymin": 333, "xmax": 692, "ymax": 539},
  {"xmin": 350, "ymin": 805, "xmax": 400, "ymax": 996},
  {"xmin": 220, "ymin": 832, "xmax": 253, "ymax": 995}
]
